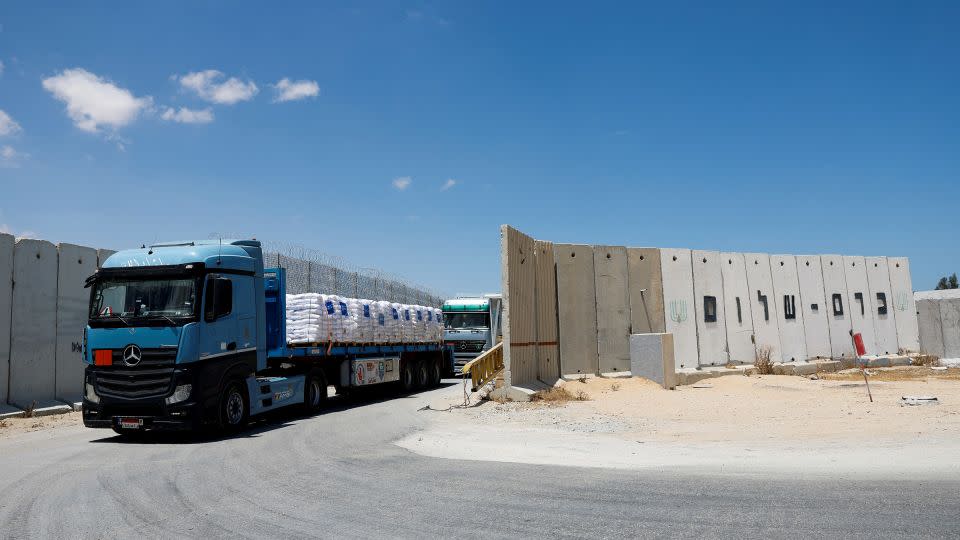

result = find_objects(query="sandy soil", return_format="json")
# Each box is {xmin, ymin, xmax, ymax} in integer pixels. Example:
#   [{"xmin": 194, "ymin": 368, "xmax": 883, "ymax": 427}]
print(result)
[
  {"xmin": 0, "ymin": 411, "xmax": 82, "ymax": 437},
  {"xmin": 398, "ymin": 368, "xmax": 960, "ymax": 478}
]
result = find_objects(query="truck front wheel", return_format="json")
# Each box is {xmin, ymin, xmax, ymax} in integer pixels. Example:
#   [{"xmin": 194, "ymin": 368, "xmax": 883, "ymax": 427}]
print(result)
[{"xmin": 219, "ymin": 380, "xmax": 249, "ymax": 431}]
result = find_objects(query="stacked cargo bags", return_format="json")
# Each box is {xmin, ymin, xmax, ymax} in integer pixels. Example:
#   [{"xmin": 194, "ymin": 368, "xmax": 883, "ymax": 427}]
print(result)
[{"xmin": 286, "ymin": 293, "xmax": 442, "ymax": 345}]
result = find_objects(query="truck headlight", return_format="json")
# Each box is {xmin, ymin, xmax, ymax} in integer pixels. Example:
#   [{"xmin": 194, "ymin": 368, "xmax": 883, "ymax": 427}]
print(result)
[
  {"xmin": 85, "ymin": 382, "xmax": 100, "ymax": 404},
  {"xmin": 165, "ymin": 384, "xmax": 192, "ymax": 405}
]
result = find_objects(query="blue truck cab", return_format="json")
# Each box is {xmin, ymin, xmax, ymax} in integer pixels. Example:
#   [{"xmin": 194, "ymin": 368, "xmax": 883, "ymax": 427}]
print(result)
[{"xmin": 82, "ymin": 240, "xmax": 450, "ymax": 434}]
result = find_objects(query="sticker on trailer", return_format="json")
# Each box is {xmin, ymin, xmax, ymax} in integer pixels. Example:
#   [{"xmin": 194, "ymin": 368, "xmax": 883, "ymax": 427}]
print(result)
[{"xmin": 351, "ymin": 357, "xmax": 400, "ymax": 386}]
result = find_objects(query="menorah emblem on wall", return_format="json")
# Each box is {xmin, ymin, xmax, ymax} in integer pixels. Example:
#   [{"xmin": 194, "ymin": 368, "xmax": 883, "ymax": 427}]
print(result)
[
  {"xmin": 894, "ymin": 292, "xmax": 909, "ymax": 312},
  {"xmin": 669, "ymin": 300, "xmax": 688, "ymax": 323}
]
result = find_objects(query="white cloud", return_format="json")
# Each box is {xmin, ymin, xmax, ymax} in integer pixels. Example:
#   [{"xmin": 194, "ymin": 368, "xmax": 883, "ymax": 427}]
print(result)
[
  {"xmin": 0, "ymin": 109, "xmax": 21, "ymax": 136},
  {"xmin": 271, "ymin": 78, "xmax": 320, "ymax": 103},
  {"xmin": 0, "ymin": 224, "xmax": 38, "ymax": 239},
  {"xmin": 176, "ymin": 70, "xmax": 258, "ymax": 105},
  {"xmin": 0, "ymin": 145, "xmax": 27, "ymax": 167},
  {"xmin": 392, "ymin": 176, "xmax": 412, "ymax": 190},
  {"xmin": 161, "ymin": 106, "xmax": 214, "ymax": 124},
  {"xmin": 440, "ymin": 178, "xmax": 457, "ymax": 191},
  {"xmin": 42, "ymin": 68, "xmax": 152, "ymax": 133}
]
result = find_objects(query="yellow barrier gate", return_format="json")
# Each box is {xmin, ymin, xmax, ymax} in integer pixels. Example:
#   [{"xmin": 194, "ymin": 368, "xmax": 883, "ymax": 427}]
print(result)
[{"xmin": 461, "ymin": 342, "xmax": 504, "ymax": 392}]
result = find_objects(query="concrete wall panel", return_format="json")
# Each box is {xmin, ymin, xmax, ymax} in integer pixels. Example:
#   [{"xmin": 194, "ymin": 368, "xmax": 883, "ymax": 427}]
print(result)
[
  {"xmin": 720, "ymin": 253, "xmax": 756, "ymax": 363},
  {"xmin": 865, "ymin": 257, "xmax": 899, "ymax": 355},
  {"xmin": 843, "ymin": 256, "xmax": 879, "ymax": 355},
  {"xmin": 744, "ymin": 253, "xmax": 782, "ymax": 363},
  {"xmin": 771, "ymin": 255, "xmax": 807, "ymax": 362},
  {"xmin": 627, "ymin": 248, "xmax": 665, "ymax": 335},
  {"xmin": 594, "ymin": 246, "xmax": 631, "ymax": 373},
  {"xmin": 55, "ymin": 243, "xmax": 98, "ymax": 403},
  {"xmin": 660, "ymin": 248, "xmax": 698, "ymax": 370},
  {"xmin": 501, "ymin": 226, "xmax": 538, "ymax": 386},
  {"xmin": 821, "ymin": 255, "xmax": 854, "ymax": 359},
  {"xmin": 9, "ymin": 239, "xmax": 59, "ymax": 408},
  {"xmin": 555, "ymin": 244, "xmax": 599, "ymax": 375},
  {"xmin": 887, "ymin": 257, "xmax": 920, "ymax": 353},
  {"xmin": 916, "ymin": 299, "xmax": 944, "ymax": 358},
  {"xmin": 630, "ymin": 333, "xmax": 676, "ymax": 389},
  {"xmin": 940, "ymin": 299, "xmax": 960, "ymax": 359},
  {"xmin": 97, "ymin": 249, "xmax": 116, "ymax": 268},
  {"xmin": 0, "ymin": 234, "xmax": 13, "ymax": 409},
  {"xmin": 692, "ymin": 250, "xmax": 728, "ymax": 366},
  {"xmin": 534, "ymin": 240, "xmax": 559, "ymax": 382},
  {"xmin": 796, "ymin": 255, "xmax": 831, "ymax": 359}
]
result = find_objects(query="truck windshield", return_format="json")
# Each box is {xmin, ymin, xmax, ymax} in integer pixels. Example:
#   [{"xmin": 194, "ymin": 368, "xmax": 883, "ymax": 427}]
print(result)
[
  {"xmin": 90, "ymin": 277, "xmax": 199, "ymax": 321},
  {"xmin": 444, "ymin": 312, "xmax": 489, "ymax": 329}
]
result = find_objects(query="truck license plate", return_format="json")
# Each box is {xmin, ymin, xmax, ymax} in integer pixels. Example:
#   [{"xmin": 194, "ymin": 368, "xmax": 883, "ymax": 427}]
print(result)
[{"xmin": 118, "ymin": 417, "xmax": 143, "ymax": 430}]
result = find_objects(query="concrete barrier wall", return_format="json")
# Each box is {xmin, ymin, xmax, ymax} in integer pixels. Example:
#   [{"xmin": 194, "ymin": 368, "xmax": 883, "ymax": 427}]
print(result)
[
  {"xmin": 555, "ymin": 244, "xmax": 599, "ymax": 375},
  {"xmin": 500, "ymin": 225, "xmax": 923, "ymax": 387},
  {"xmin": 865, "ymin": 257, "xmax": 899, "ymax": 355},
  {"xmin": 888, "ymin": 258, "xmax": 920, "ymax": 353},
  {"xmin": 55, "ymin": 244, "xmax": 97, "ymax": 403},
  {"xmin": 534, "ymin": 240, "xmax": 559, "ymax": 382},
  {"xmin": 594, "ymin": 246, "xmax": 631, "ymax": 373},
  {"xmin": 500, "ymin": 226, "xmax": 539, "ymax": 386},
  {"xmin": 692, "ymin": 250, "xmax": 727, "ymax": 366},
  {"xmin": 796, "ymin": 255, "xmax": 832, "ymax": 359},
  {"xmin": 9, "ymin": 239, "xmax": 60, "ymax": 408},
  {"xmin": 720, "ymin": 252, "xmax": 756, "ymax": 363},
  {"xmin": 940, "ymin": 299, "xmax": 960, "ymax": 359},
  {"xmin": 745, "ymin": 253, "xmax": 783, "ymax": 363},
  {"xmin": 660, "ymin": 248, "xmax": 698, "ymax": 370},
  {"xmin": 821, "ymin": 255, "xmax": 855, "ymax": 359},
  {"xmin": 771, "ymin": 255, "xmax": 807, "ymax": 362},
  {"xmin": 843, "ymin": 256, "xmax": 879, "ymax": 355},
  {"xmin": 0, "ymin": 234, "xmax": 13, "ymax": 413},
  {"xmin": 916, "ymin": 299, "xmax": 944, "ymax": 357},
  {"xmin": 627, "ymin": 248, "xmax": 665, "ymax": 335}
]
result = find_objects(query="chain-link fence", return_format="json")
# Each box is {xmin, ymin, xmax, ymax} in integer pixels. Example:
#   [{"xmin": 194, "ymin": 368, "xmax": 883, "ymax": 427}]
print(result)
[{"xmin": 209, "ymin": 235, "xmax": 445, "ymax": 307}]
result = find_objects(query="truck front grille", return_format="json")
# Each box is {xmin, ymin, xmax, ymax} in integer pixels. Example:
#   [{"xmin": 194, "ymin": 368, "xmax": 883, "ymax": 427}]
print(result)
[
  {"xmin": 455, "ymin": 341, "xmax": 486, "ymax": 353},
  {"xmin": 94, "ymin": 347, "xmax": 177, "ymax": 400}
]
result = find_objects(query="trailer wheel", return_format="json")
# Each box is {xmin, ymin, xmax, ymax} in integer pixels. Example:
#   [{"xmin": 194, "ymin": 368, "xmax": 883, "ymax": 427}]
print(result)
[
  {"xmin": 415, "ymin": 361, "xmax": 430, "ymax": 389},
  {"xmin": 304, "ymin": 370, "xmax": 328, "ymax": 414},
  {"xmin": 219, "ymin": 379, "xmax": 248, "ymax": 431},
  {"xmin": 428, "ymin": 359, "xmax": 442, "ymax": 387},
  {"xmin": 401, "ymin": 362, "xmax": 417, "ymax": 392}
]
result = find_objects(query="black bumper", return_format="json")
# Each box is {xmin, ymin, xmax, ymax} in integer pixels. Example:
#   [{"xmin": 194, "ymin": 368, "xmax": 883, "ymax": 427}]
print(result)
[
  {"xmin": 82, "ymin": 398, "xmax": 202, "ymax": 431},
  {"xmin": 82, "ymin": 365, "xmax": 209, "ymax": 432}
]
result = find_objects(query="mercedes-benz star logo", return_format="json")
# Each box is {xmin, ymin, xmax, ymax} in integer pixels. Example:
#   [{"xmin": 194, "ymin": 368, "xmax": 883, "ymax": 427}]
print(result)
[{"xmin": 122, "ymin": 345, "xmax": 142, "ymax": 367}]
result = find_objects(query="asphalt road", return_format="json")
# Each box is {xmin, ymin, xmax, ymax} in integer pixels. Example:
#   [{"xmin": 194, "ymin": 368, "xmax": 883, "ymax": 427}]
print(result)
[{"xmin": 0, "ymin": 381, "xmax": 957, "ymax": 539}]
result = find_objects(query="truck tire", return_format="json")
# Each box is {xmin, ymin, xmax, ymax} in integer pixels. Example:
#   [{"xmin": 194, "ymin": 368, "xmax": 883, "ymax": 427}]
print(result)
[
  {"xmin": 415, "ymin": 361, "xmax": 430, "ymax": 389},
  {"xmin": 304, "ymin": 370, "xmax": 328, "ymax": 414},
  {"xmin": 401, "ymin": 362, "xmax": 417, "ymax": 392},
  {"xmin": 428, "ymin": 359, "xmax": 442, "ymax": 387},
  {"xmin": 218, "ymin": 379, "xmax": 249, "ymax": 431}
]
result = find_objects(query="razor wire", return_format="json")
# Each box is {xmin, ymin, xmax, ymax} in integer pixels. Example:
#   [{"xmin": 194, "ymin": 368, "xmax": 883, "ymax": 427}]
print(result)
[{"xmin": 209, "ymin": 234, "xmax": 445, "ymax": 306}]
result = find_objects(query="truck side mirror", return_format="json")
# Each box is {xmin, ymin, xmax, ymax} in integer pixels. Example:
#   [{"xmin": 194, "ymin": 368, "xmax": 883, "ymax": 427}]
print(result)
[{"xmin": 204, "ymin": 276, "xmax": 233, "ymax": 322}]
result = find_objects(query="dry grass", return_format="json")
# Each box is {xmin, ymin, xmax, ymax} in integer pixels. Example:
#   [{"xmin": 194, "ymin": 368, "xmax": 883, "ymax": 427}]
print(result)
[
  {"xmin": 0, "ymin": 419, "xmax": 9, "ymax": 430},
  {"xmin": 531, "ymin": 387, "xmax": 591, "ymax": 403},
  {"xmin": 912, "ymin": 354, "xmax": 940, "ymax": 367},
  {"xmin": 611, "ymin": 382, "xmax": 621, "ymax": 392},
  {"xmin": 819, "ymin": 366, "xmax": 960, "ymax": 382},
  {"xmin": 754, "ymin": 346, "xmax": 774, "ymax": 375}
]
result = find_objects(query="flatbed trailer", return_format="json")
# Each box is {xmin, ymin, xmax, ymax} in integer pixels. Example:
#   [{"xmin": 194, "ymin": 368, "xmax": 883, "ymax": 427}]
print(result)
[{"xmin": 82, "ymin": 240, "xmax": 452, "ymax": 435}]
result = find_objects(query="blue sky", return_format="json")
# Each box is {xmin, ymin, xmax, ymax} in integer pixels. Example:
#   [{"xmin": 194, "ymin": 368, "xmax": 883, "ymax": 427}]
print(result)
[{"xmin": 0, "ymin": 1, "xmax": 957, "ymax": 295}]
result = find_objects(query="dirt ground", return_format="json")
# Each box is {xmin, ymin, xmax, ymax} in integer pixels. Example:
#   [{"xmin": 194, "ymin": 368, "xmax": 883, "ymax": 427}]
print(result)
[
  {"xmin": 398, "ymin": 367, "xmax": 960, "ymax": 477},
  {"xmin": 0, "ymin": 411, "xmax": 82, "ymax": 437}
]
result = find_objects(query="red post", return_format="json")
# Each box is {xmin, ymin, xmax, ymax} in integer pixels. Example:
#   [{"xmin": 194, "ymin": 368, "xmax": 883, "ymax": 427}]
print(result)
[
  {"xmin": 852, "ymin": 332, "xmax": 872, "ymax": 402},
  {"xmin": 853, "ymin": 333, "xmax": 866, "ymax": 356}
]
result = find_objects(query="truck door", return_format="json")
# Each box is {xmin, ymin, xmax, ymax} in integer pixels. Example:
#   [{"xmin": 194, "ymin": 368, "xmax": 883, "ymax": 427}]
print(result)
[{"xmin": 200, "ymin": 274, "xmax": 241, "ymax": 359}]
